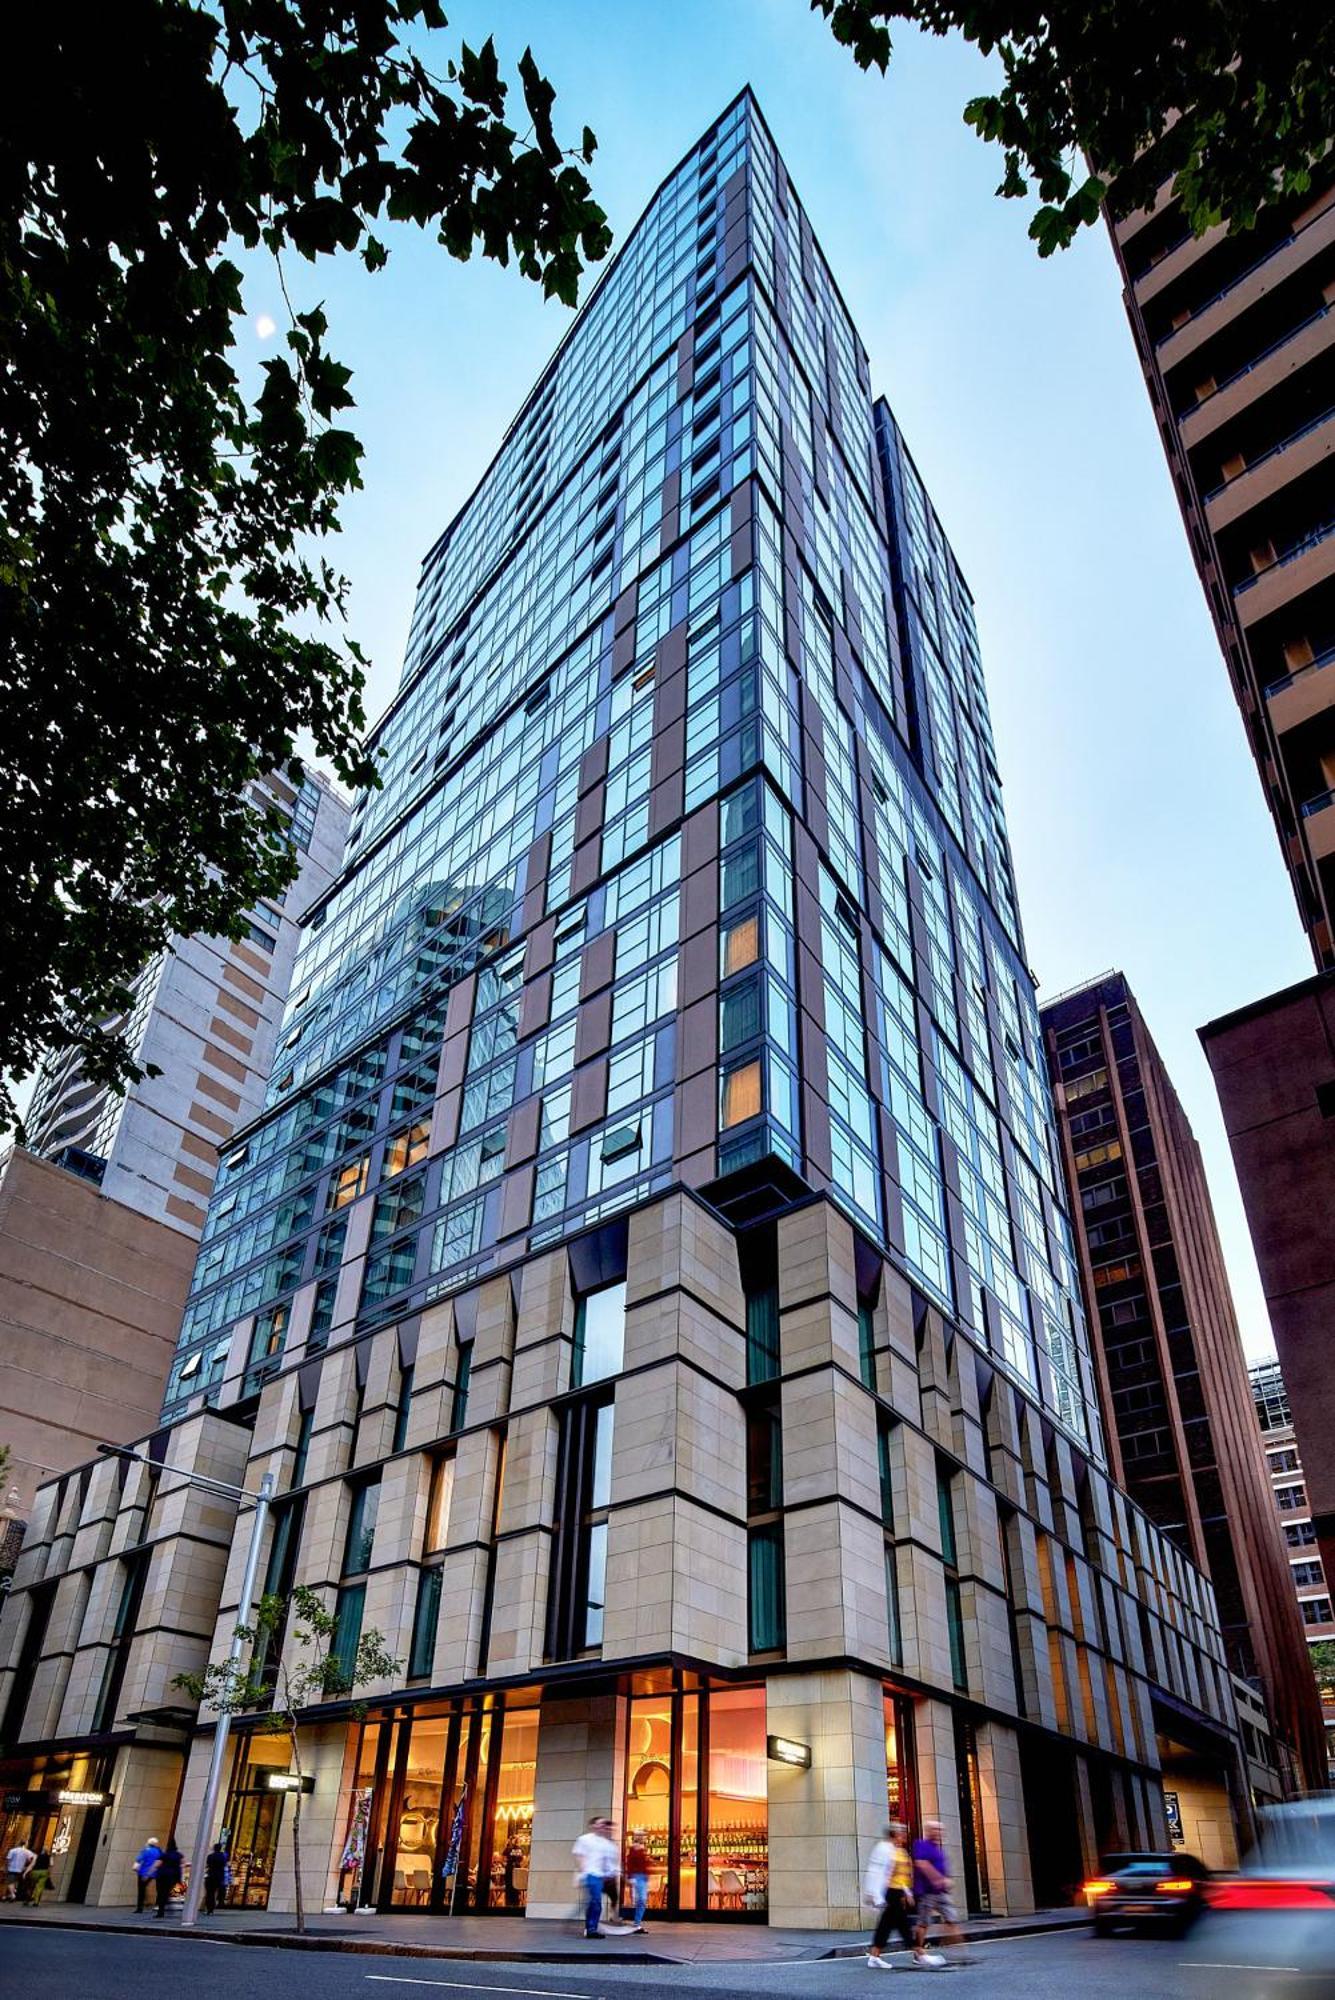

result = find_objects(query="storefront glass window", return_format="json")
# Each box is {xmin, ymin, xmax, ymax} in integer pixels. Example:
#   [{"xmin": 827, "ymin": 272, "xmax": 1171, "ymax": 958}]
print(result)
[
  {"xmin": 680, "ymin": 1693, "xmax": 700, "ymax": 1911},
  {"xmin": 704, "ymin": 1688, "xmax": 767, "ymax": 1912},
  {"xmin": 625, "ymin": 1694, "xmax": 674, "ymax": 1913},
  {"xmin": 390, "ymin": 1717, "xmax": 447, "ymax": 1906},
  {"xmin": 487, "ymin": 1708, "xmax": 537, "ymax": 1910},
  {"xmin": 224, "ymin": 1731, "xmax": 290, "ymax": 1908},
  {"xmin": 884, "ymin": 1691, "xmax": 915, "ymax": 1827},
  {"xmin": 338, "ymin": 1721, "xmax": 385, "ymax": 1909}
]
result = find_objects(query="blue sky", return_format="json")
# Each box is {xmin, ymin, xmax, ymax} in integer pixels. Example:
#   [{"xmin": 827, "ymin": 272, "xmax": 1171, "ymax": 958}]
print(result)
[{"xmin": 247, "ymin": 0, "xmax": 1309, "ymax": 1357}]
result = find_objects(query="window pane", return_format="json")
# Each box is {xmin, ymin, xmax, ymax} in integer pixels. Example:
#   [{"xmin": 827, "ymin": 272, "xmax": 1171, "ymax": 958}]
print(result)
[
  {"xmin": 720, "ymin": 979, "xmax": 762, "ymax": 1052},
  {"xmin": 705, "ymin": 1687, "xmax": 767, "ymax": 1912},
  {"xmin": 722, "ymin": 912, "xmax": 760, "ymax": 976},
  {"xmin": 331, "ymin": 1581, "xmax": 365, "ymax": 1676},
  {"xmin": 450, "ymin": 1343, "xmax": 473, "ymax": 1430},
  {"xmin": 591, "ymin": 1405, "xmax": 615, "ymax": 1511},
  {"xmin": 945, "ymin": 1575, "xmax": 968, "ymax": 1689},
  {"xmin": 858, "ymin": 1300, "xmax": 876, "ymax": 1389},
  {"xmin": 388, "ymin": 1716, "xmax": 447, "ymax": 1905},
  {"xmin": 584, "ymin": 1520, "xmax": 608, "ymax": 1647},
  {"xmin": 746, "ymin": 1407, "xmax": 782, "ymax": 1513},
  {"xmin": 576, "ymin": 1282, "xmax": 626, "ymax": 1387},
  {"xmin": 424, "ymin": 1458, "xmax": 454, "ymax": 1552},
  {"xmin": 343, "ymin": 1479, "xmax": 380, "ymax": 1576},
  {"xmin": 720, "ymin": 1059, "xmax": 762, "ymax": 1129},
  {"xmin": 745, "ymin": 1285, "xmax": 780, "ymax": 1384},
  {"xmin": 408, "ymin": 1565, "xmax": 442, "ymax": 1678},
  {"xmin": 488, "ymin": 1709, "xmax": 538, "ymax": 1909},
  {"xmin": 747, "ymin": 1523, "xmax": 786, "ymax": 1651}
]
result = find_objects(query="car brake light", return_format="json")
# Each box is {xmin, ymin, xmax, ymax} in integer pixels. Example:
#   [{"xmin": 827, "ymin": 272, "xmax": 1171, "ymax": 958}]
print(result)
[
  {"xmin": 1156, "ymin": 1880, "xmax": 1194, "ymax": 1894},
  {"xmin": 1084, "ymin": 1880, "xmax": 1115, "ymax": 1898}
]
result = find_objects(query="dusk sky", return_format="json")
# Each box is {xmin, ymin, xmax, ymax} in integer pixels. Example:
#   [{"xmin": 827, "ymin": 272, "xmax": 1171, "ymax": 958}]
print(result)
[{"xmin": 245, "ymin": 0, "xmax": 1310, "ymax": 1357}]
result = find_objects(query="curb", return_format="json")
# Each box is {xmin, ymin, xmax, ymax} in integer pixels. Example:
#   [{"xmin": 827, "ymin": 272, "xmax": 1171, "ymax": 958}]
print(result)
[
  {"xmin": 1, "ymin": 1909, "xmax": 1090, "ymax": 1965},
  {"xmin": 0, "ymin": 1918, "xmax": 676, "ymax": 1964}
]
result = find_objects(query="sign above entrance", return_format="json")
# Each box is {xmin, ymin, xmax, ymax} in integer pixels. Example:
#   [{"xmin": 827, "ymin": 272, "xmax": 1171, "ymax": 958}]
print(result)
[
  {"xmin": 766, "ymin": 1735, "xmax": 812, "ymax": 1769},
  {"xmin": 266, "ymin": 1772, "xmax": 316, "ymax": 1794},
  {"xmin": 57, "ymin": 1789, "xmax": 113, "ymax": 1808}
]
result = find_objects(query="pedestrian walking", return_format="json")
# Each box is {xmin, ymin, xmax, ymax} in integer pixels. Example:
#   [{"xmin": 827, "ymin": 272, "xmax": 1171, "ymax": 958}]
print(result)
[
  {"xmin": 864, "ymin": 1821, "xmax": 942, "ymax": 1969},
  {"xmin": 132, "ymin": 1837, "xmax": 162, "ymax": 1913},
  {"xmin": 625, "ymin": 1828, "xmax": 651, "ymax": 1933},
  {"xmin": 153, "ymin": 1837, "xmax": 183, "ymax": 1917},
  {"xmin": 203, "ymin": 1842, "xmax": 229, "ymax": 1916},
  {"xmin": 5, "ymin": 1840, "xmax": 35, "ymax": 1900},
  {"xmin": 26, "ymin": 1849, "xmax": 51, "ymax": 1907},
  {"xmin": 911, "ymin": 1820, "xmax": 966, "ymax": 1962},
  {"xmin": 571, "ymin": 1815, "xmax": 618, "ymax": 1939}
]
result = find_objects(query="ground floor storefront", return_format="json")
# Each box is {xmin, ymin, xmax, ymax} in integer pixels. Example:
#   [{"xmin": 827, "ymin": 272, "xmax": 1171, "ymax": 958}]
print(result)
[{"xmin": 21, "ymin": 1668, "xmax": 1242, "ymax": 1925}]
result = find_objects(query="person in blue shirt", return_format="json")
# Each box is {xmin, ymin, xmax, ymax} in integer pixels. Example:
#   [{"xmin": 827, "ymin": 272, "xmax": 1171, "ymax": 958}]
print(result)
[{"xmin": 132, "ymin": 1839, "xmax": 161, "ymax": 1914}]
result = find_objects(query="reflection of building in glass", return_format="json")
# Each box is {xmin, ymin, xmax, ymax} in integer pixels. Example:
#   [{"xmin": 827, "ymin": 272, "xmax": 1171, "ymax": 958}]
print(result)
[
  {"xmin": 1, "ymin": 93, "xmax": 1251, "ymax": 1919},
  {"xmin": 1251, "ymin": 1357, "xmax": 1335, "ymax": 1774}
]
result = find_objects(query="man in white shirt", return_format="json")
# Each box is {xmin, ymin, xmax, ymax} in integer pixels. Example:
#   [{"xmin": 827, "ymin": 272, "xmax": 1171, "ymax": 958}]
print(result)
[
  {"xmin": 5, "ymin": 1842, "xmax": 35, "ymax": 1900},
  {"xmin": 571, "ymin": 1816, "xmax": 618, "ymax": 1938}
]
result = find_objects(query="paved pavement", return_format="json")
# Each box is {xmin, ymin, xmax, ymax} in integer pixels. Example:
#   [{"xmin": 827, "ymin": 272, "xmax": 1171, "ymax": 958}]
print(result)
[
  {"xmin": 0, "ymin": 1899, "xmax": 1089, "ymax": 1964},
  {"xmin": 0, "ymin": 1922, "xmax": 1277, "ymax": 2000}
]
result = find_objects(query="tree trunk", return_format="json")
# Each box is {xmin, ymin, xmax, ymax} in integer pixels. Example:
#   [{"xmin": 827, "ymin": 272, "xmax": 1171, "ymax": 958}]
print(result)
[{"xmin": 289, "ymin": 1718, "xmax": 306, "ymax": 1935}]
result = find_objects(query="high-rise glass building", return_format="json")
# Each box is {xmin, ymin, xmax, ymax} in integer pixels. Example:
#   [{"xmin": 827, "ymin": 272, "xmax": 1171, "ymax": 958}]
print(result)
[{"xmin": 1, "ymin": 93, "xmax": 1246, "ymax": 1918}]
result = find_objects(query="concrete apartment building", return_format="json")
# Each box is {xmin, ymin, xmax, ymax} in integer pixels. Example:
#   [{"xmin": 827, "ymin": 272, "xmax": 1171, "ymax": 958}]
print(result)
[
  {"xmin": 1041, "ymin": 971, "xmax": 1326, "ymax": 1791},
  {"xmin": 1251, "ymin": 1357, "xmax": 1335, "ymax": 1773},
  {"xmin": 0, "ymin": 769, "xmax": 348, "ymax": 1513},
  {"xmin": 1, "ymin": 94, "xmax": 1250, "ymax": 1918},
  {"xmin": 1104, "ymin": 151, "xmax": 1335, "ymax": 1646}
]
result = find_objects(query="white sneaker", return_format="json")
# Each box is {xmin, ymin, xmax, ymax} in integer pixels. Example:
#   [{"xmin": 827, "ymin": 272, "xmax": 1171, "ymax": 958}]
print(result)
[
  {"xmin": 915, "ymin": 1953, "xmax": 946, "ymax": 1969},
  {"xmin": 867, "ymin": 1955, "xmax": 892, "ymax": 1968}
]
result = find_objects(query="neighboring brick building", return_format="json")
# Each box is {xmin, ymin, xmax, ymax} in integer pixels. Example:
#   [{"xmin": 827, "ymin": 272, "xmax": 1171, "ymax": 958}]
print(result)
[
  {"xmin": 1251, "ymin": 1355, "xmax": 1335, "ymax": 1775},
  {"xmin": 1042, "ymin": 972, "xmax": 1327, "ymax": 1791},
  {"xmin": 2, "ymin": 92, "xmax": 1250, "ymax": 1918},
  {"xmin": 1107, "ymin": 126, "xmax": 1335, "ymax": 1751}
]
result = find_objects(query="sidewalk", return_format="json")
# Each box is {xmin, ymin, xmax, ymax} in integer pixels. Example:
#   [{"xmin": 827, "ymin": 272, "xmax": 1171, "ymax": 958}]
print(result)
[{"xmin": 0, "ymin": 1901, "xmax": 1090, "ymax": 1964}]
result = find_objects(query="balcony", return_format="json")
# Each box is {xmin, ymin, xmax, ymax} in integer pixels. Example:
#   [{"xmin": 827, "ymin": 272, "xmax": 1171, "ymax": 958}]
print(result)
[
  {"xmin": 1155, "ymin": 202, "xmax": 1335, "ymax": 375},
  {"xmin": 1301, "ymin": 787, "xmax": 1335, "ymax": 863},
  {"xmin": 1266, "ymin": 645, "xmax": 1335, "ymax": 736},
  {"xmin": 1205, "ymin": 405, "xmax": 1335, "ymax": 531},
  {"xmin": 1181, "ymin": 305, "xmax": 1335, "ymax": 445},
  {"xmin": 1233, "ymin": 518, "xmax": 1335, "ymax": 628}
]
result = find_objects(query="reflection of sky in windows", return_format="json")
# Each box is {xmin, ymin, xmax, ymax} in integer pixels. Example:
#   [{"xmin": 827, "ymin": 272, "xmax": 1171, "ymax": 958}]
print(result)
[{"xmin": 160, "ymin": 91, "xmax": 1097, "ymax": 1464}]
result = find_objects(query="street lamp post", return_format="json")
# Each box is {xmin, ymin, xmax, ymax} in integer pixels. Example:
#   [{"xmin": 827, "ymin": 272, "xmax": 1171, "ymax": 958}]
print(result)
[{"xmin": 98, "ymin": 1446, "xmax": 274, "ymax": 1930}]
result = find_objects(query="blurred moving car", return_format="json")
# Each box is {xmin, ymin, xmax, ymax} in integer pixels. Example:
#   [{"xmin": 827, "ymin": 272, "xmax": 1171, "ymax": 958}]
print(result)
[
  {"xmin": 1195, "ymin": 1799, "xmax": 1335, "ymax": 1989},
  {"xmin": 1084, "ymin": 1850, "xmax": 1210, "ymax": 1935}
]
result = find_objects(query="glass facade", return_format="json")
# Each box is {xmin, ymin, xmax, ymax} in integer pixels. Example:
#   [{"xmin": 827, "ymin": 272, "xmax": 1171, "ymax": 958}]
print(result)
[{"xmin": 159, "ymin": 89, "xmax": 1098, "ymax": 1479}]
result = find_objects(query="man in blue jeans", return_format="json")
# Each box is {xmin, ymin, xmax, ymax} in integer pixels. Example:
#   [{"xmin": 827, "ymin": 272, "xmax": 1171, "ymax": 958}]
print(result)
[{"xmin": 572, "ymin": 1816, "xmax": 617, "ymax": 1938}]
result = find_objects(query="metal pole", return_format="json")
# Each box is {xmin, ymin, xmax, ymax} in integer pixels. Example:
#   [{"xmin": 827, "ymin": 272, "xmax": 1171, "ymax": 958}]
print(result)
[{"xmin": 180, "ymin": 1469, "xmax": 275, "ymax": 1928}]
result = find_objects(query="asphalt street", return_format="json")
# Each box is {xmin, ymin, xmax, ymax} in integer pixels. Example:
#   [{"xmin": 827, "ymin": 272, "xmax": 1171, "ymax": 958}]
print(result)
[{"xmin": 2, "ymin": 1926, "xmax": 1329, "ymax": 2000}]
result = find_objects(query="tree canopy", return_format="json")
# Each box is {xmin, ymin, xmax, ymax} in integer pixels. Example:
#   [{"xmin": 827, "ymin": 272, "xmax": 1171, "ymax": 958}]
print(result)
[
  {"xmin": 0, "ymin": 3, "xmax": 610, "ymax": 1137},
  {"xmin": 814, "ymin": 2, "xmax": 1335, "ymax": 253}
]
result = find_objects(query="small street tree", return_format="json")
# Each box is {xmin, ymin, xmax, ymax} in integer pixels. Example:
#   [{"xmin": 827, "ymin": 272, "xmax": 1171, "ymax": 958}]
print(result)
[{"xmin": 175, "ymin": 1584, "xmax": 399, "ymax": 1933}]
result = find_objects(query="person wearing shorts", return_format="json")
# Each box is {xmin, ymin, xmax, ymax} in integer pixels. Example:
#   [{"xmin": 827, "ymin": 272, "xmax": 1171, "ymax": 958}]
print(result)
[{"xmin": 911, "ymin": 1820, "xmax": 965, "ymax": 1959}]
